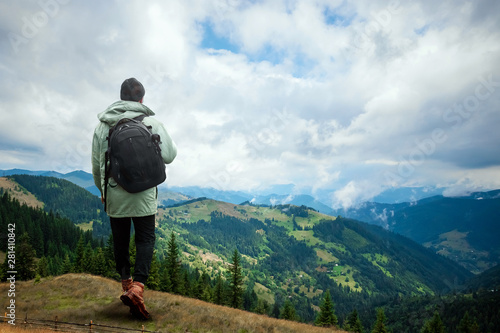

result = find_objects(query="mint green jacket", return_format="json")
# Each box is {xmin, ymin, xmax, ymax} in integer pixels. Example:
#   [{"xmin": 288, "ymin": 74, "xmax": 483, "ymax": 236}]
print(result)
[{"xmin": 92, "ymin": 100, "xmax": 177, "ymax": 218}]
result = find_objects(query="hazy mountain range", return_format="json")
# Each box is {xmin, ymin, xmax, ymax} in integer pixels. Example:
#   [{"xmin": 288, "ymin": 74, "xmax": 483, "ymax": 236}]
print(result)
[{"xmin": 0, "ymin": 169, "xmax": 446, "ymax": 207}]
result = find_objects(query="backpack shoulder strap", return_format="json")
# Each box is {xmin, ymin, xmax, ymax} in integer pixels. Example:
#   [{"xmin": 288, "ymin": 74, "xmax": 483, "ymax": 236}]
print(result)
[{"xmin": 133, "ymin": 114, "xmax": 153, "ymax": 131}]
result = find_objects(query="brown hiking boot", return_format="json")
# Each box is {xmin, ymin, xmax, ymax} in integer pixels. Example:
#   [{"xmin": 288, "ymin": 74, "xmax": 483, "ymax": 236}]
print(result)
[
  {"xmin": 121, "ymin": 278, "xmax": 133, "ymax": 292},
  {"xmin": 120, "ymin": 281, "xmax": 150, "ymax": 320}
]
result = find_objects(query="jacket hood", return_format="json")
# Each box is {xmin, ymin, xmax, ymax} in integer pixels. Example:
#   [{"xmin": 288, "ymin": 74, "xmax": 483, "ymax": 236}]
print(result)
[{"xmin": 97, "ymin": 100, "xmax": 156, "ymax": 126}]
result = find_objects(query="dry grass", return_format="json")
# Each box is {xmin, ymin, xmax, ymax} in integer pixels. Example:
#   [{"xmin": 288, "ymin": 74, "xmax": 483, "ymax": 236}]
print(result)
[
  {"xmin": 0, "ymin": 274, "xmax": 345, "ymax": 333},
  {"xmin": 0, "ymin": 177, "xmax": 44, "ymax": 209}
]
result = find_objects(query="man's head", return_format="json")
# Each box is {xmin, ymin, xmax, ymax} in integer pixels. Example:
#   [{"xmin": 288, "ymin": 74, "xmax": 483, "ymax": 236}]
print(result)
[{"xmin": 120, "ymin": 78, "xmax": 145, "ymax": 102}]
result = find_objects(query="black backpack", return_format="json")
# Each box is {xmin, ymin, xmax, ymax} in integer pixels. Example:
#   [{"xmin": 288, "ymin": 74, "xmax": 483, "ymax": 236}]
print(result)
[{"xmin": 104, "ymin": 114, "xmax": 166, "ymax": 199}]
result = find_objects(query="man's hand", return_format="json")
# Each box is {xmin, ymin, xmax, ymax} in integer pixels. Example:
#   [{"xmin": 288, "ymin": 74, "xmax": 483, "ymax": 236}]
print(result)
[{"xmin": 101, "ymin": 196, "xmax": 105, "ymax": 204}]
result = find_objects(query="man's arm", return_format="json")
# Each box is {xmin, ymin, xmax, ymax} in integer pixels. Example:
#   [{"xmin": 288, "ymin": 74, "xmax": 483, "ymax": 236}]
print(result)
[{"xmin": 91, "ymin": 125, "xmax": 104, "ymax": 196}]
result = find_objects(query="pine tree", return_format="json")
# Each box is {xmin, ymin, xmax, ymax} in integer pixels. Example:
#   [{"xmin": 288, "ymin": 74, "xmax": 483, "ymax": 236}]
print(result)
[
  {"xmin": 93, "ymin": 248, "xmax": 107, "ymax": 276},
  {"xmin": 17, "ymin": 232, "xmax": 37, "ymax": 280},
  {"xmin": 315, "ymin": 289, "xmax": 338, "ymax": 327},
  {"xmin": 180, "ymin": 268, "xmax": 189, "ymax": 296},
  {"xmin": 470, "ymin": 321, "xmax": 480, "ymax": 333},
  {"xmin": 37, "ymin": 256, "xmax": 49, "ymax": 277},
  {"xmin": 372, "ymin": 308, "xmax": 388, "ymax": 333},
  {"xmin": 166, "ymin": 232, "xmax": 181, "ymax": 293},
  {"xmin": 274, "ymin": 301, "xmax": 285, "ymax": 318},
  {"xmin": 82, "ymin": 241, "xmax": 94, "ymax": 273},
  {"xmin": 243, "ymin": 281, "xmax": 258, "ymax": 311},
  {"xmin": 73, "ymin": 235, "xmax": 85, "ymax": 273},
  {"xmin": 47, "ymin": 255, "xmax": 61, "ymax": 276},
  {"xmin": 193, "ymin": 273, "xmax": 205, "ymax": 299},
  {"xmin": 280, "ymin": 299, "xmax": 297, "ymax": 321},
  {"xmin": 457, "ymin": 311, "xmax": 473, "ymax": 333},
  {"xmin": 61, "ymin": 253, "xmax": 72, "ymax": 274},
  {"xmin": 160, "ymin": 264, "xmax": 173, "ymax": 292},
  {"xmin": 213, "ymin": 271, "xmax": 226, "ymax": 305},
  {"xmin": 146, "ymin": 251, "xmax": 160, "ymax": 290},
  {"xmin": 104, "ymin": 234, "xmax": 116, "ymax": 278},
  {"xmin": 345, "ymin": 308, "xmax": 364, "ymax": 333},
  {"xmin": 228, "ymin": 249, "xmax": 243, "ymax": 309},
  {"xmin": 201, "ymin": 284, "xmax": 213, "ymax": 302},
  {"xmin": 254, "ymin": 299, "xmax": 271, "ymax": 315},
  {"xmin": 421, "ymin": 311, "xmax": 445, "ymax": 333},
  {"xmin": 32, "ymin": 224, "xmax": 44, "ymax": 257}
]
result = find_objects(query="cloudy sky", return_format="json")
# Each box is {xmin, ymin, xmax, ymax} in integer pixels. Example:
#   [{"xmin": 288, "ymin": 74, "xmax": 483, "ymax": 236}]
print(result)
[{"xmin": 1, "ymin": 0, "xmax": 499, "ymax": 208}]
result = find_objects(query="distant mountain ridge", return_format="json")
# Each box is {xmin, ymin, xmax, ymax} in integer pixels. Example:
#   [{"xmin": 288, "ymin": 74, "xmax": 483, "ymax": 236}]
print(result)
[
  {"xmin": 0, "ymin": 168, "xmax": 100, "ymax": 196},
  {"xmin": 167, "ymin": 185, "xmax": 250, "ymax": 206},
  {"xmin": 3, "ymin": 169, "xmax": 498, "ymax": 273},
  {"xmin": 5, "ymin": 168, "xmax": 492, "ymax": 207}
]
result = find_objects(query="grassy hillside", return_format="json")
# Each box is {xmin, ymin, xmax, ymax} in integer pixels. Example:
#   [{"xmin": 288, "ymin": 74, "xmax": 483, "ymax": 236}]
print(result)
[{"xmin": 0, "ymin": 274, "xmax": 344, "ymax": 333}]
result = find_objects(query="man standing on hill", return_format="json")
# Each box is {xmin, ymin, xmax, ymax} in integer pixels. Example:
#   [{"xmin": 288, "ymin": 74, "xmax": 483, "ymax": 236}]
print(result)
[{"xmin": 92, "ymin": 78, "xmax": 177, "ymax": 319}]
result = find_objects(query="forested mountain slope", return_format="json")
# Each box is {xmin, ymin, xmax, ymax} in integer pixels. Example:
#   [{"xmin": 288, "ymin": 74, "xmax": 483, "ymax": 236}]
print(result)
[
  {"xmin": 4, "ymin": 174, "xmax": 110, "ymax": 238},
  {"xmin": 155, "ymin": 199, "xmax": 472, "ymax": 324}
]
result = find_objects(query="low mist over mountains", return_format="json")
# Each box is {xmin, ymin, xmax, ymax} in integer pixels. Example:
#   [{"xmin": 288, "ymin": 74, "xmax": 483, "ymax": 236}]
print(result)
[{"xmin": 334, "ymin": 191, "xmax": 500, "ymax": 273}]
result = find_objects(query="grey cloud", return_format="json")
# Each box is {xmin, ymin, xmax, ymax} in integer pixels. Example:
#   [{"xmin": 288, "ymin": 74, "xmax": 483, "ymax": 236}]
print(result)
[
  {"xmin": 0, "ymin": 136, "xmax": 42, "ymax": 153},
  {"xmin": 470, "ymin": 0, "xmax": 500, "ymax": 27},
  {"xmin": 436, "ymin": 132, "xmax": 500, "ymax": 169}
]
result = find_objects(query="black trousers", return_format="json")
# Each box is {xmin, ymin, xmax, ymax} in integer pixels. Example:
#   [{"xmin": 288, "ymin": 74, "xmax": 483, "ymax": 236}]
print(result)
[{"xmin": 110, "ymin": 215, "xmax": 155, "ymax": 284}]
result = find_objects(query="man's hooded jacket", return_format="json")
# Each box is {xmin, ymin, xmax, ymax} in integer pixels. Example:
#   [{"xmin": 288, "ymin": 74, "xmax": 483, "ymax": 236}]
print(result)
[{"xmin": 92, "ymin": 100, "xmax": 177, "ymax": 217}]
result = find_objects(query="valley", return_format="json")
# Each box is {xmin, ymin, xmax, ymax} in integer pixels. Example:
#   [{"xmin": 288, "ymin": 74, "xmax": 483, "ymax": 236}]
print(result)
[{"xmin": 0, "ymin": 171, "xmax": 499, "ymax": 332}]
